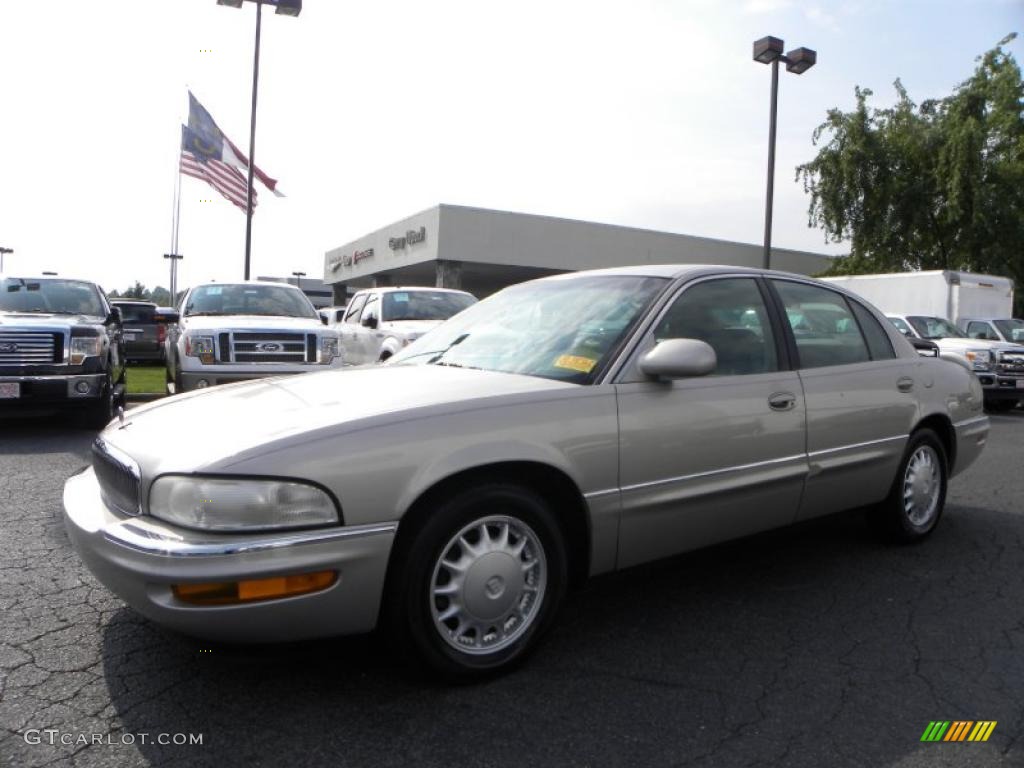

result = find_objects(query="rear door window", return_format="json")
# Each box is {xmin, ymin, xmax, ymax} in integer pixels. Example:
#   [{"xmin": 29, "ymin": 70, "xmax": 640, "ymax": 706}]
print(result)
[
  {"xmin": 117, "ymin": 305, "xmax": 154, "ymax": 324},
  {"xmin": 849, "ymin": 301, "xmax": 896, "ymax": 360},
  {"xmin": 772, "ymin": 281, "xmax": 870, "ymax": 368}
]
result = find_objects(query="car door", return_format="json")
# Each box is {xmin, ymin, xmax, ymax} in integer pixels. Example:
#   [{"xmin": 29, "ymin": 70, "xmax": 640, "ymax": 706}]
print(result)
[
  {"xmin": 768, "ymin": 279, "xmax": 920, "ymax": 520},
  {"xmin": 338, "ymin": 292, "xmax": 367, "ymax": 364},
  {"xmin": 353, "ymin": 295, "xmax": 384, "ymax": 363},
  {"xmin": 615, "ymin": 276, "xmax": 809, "ymax": 569}
]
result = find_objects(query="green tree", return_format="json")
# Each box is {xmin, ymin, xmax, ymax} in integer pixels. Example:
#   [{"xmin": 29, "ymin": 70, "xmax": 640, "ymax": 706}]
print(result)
[
  {"xmin": 123, "ymin": 281, "xmax": 149, "ymax": 300},
  {"xmin": 797, "ymin": 34, "xmax": 1024, "ymax": 314},
  {"xmin": 150, "ymin": 286, "xmax": 171, "ymax": 306}
]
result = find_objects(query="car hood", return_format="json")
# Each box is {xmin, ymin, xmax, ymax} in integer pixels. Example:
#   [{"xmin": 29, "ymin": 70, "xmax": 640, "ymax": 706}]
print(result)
[
  {"xmin": 181, "ymin": 315, "xmax": 325, "ymax": 332},
  {"xmin": 933, "ymin": 338, "xmax": 1024, "ymax": 355},
  {"xmin": 109, "ymin": 364, "xmax": 579, "ymax": 473},
  {"xmin": 0, "ymin": 312, "xmax": 102, "ymax": 327},
  {"xmin": 380, "ymin": 319, "xmax": 445, "ymax": 338}
]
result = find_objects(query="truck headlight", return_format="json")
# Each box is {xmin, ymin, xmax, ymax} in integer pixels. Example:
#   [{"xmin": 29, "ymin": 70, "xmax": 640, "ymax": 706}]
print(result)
[
  {"xmin": 149, "ymin": 475, "xmax": 339, "ymax": 531},
  {"xmin": 964, "ymin": 349, "xmax": 993, "ymax": 371},
  {"xmin": 184, "ymin": 335, "xmax": 216, "ymax": 364},
  {"xmin": 70, "ymin": 337, "xmax": 103, "ymax": 365},
  {"xmin": 319, "ymin": 335, "xmax": 340, "ymax": 363}
]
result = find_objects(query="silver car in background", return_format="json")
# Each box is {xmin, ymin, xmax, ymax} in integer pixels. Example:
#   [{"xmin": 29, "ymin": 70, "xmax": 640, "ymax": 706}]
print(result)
[{"xmin": 63, "ymin": 265, "xmax": 988, "ymax": 678}]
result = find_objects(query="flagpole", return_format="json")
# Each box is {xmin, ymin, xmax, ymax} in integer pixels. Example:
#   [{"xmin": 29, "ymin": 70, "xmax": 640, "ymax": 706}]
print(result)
[
  {"xmin": 171, "ymin": 166, "xmax": 182, "ymax": 301},
  {"xmin": 243, "ymin": 0, "xmax": 263, "ymax": 281}
]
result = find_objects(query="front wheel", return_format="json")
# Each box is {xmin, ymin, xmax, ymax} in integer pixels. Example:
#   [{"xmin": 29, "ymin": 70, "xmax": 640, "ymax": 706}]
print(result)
[
  {"xmin": 868, "ymin": 428, "xmax": 948, "ymax": 543},
  {"xmin": 80, "ymin": 375, "xmax": 114, "ymax": 430},
  {"xmin": 384, "ymin": 484, "xmax": 567, "ymax": 679}
]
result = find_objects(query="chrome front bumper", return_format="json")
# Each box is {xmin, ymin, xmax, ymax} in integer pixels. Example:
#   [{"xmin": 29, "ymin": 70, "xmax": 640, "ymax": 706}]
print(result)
[{"xmin": 62, "ymin": 468, "xmax": 396, "ymax": 642}]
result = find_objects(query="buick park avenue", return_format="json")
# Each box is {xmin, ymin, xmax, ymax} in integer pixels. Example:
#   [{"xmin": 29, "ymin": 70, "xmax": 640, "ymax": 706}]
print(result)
[{"xmin": 63, "ymin": 266, "xmax": 988, "ymax": 678}]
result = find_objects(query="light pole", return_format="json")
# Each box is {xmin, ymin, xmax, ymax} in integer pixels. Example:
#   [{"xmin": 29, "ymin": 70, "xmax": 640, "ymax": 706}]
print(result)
[
  {"xmin": 164, "ymin": 253, "xmax": 184, "ymax": 304},
  {"xmin": 0, "ymin": 247, "xmax": 12, "ymax": 273},
  {"xmin": 217, "ymin": 0, "xmax": 302, "ymax": 280},
  {"xmin": 753, "ymin": 36, "xmax": 816, "ymax": 270},
  {"xmin": 291, "ymin": 270, "xmax": 306, "ymax": 287}
]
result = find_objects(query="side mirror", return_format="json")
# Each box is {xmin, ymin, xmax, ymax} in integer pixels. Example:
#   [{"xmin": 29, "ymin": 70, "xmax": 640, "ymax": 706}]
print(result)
[
  {"xmin": 106, "ymin": 307, "xmax": 122, "ymax": 325},
  {"xmin": 639, "ymin": 339, "xmax": 716, "ymax": 380},
  {"xmin": 362, "ymin": 315, "xmax": 378, "ymax": 330},
  {"xmin": 153, "ymin": 310, "xmax": 180, "ymax": 324},
  {"xmin": 321, "ymin": 315, "xmax": 329, "ymax": 325}
]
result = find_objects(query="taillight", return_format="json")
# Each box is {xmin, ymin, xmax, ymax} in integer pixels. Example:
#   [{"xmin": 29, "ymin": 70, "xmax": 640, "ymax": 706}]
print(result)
[{"xmin": 157, "ymin": 324, "xmax": 166, "ymax": 344}]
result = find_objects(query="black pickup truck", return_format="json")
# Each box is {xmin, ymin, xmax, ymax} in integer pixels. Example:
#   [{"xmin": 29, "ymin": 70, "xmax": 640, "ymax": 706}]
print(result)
[{"xmin": 0, "ymin": 276, "xmax": 126, "ymax": 428}]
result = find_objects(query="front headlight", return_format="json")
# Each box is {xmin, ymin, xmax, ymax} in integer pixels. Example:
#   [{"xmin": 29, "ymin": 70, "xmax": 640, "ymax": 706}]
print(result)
[
  {"xmin": 149, "ymin": 475, "xmax": 339, "ymax": 531},
  {"xmin": 184, "ymin": 334, "xmax": 216, "ymax": 364},
  {"xmin": 70, "ymin": 337, "xmax": 103, "ymax": 365},
  {"xmin": 964, "ymin": 349, "xmax": 993, "ymax": 371},
  {"xmin": 319, "ymin": 335, "xmax": 340, "ymax": 363}
]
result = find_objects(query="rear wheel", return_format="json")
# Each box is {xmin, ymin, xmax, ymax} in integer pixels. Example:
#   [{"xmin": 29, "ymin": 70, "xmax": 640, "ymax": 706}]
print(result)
[
  {"xmin": 384, "ymin": 484, "xmax": 567, "ymax": 679},
  {"xmin": 868, "ymin": 428, "xmax": 948, "ymax": 543}
]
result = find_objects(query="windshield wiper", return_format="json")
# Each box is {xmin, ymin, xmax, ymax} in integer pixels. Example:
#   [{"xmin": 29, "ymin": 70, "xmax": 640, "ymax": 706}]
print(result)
[
  {"xmin": 185, "ymin": 311, "xmax": 229, "ymax": 316},
  {"xmin": 426, "ymin": 333, "xmax": 470, "ymax": 365}
]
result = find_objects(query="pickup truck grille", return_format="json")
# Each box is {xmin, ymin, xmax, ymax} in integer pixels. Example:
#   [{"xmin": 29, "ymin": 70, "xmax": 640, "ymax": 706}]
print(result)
[
  {"xmin": 0, "ymin": 331, "xmax": 61, "ymax": 364},
  {"xmin": 998, "ymin": 352, "xmax": 1024, "ymax": 374},
  {"xmin": 92, "ymin": 439, "xmax": 141, "ymax": 516},
  {"xmin": 225, "ymin": 332, "xmax": 315, "ymax": 364}
]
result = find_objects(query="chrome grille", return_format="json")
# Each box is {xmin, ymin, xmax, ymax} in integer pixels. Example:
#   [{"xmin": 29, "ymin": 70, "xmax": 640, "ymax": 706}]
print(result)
[
  {"xmin": 998, "ymin": 352, "xmax": 1024, "ymax": 374},
  {"xmin": 228, "ymin": 332, "xmax": 311, "ymax": 364},
  {"xmin": 92, "ymin": 438, "xmax": 141, "ymax": 516},
  {"xmin": 0, "ymin": 331, "xmax": 59, "ymax": 364}
]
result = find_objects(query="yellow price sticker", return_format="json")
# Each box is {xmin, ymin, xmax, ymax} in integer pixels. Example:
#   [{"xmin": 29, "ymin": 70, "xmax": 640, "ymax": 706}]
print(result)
[{"xmin": 553, "ymin": 354, "xmax": 597, "ymax": 373}]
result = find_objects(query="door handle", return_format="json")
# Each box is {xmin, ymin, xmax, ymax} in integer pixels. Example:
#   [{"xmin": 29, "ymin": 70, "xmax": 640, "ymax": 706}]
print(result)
[
  {"xmin": 768, "ymin": 392, "xmax": 797, "ymax": 411},
  {"xmin": 897, "ymin": 377, "xmax": 914, "ymax": 393}
]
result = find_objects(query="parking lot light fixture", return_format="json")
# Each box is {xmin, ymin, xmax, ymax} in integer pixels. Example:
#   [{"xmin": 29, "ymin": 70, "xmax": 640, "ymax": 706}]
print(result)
[
  {"xmin": 753, "ymin": 36, "xmax": 816, "ymax": 270},
  {"xmin": 217, "ymin": 0, "xmax": 302, "ymax": 280},
  {"xmin": 0, "ymin": 247, "xmax": 12, "ymax": 273}
]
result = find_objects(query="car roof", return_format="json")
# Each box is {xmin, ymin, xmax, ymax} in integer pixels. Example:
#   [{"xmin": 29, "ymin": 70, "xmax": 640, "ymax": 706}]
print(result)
[
  {"xmin": 111, "ymin": 299, "xmax": 157, "ymax": 306},
  {"xmin": 188, "ymin": 280, "xmax": 305, "ymax": 291},
  {"xmin": 539, "ymin": 264, "xmax": 816, "ymax": 281},
  {"xmin": 363, "ymin": 286, "xmax": 473, "ymax": 295}
]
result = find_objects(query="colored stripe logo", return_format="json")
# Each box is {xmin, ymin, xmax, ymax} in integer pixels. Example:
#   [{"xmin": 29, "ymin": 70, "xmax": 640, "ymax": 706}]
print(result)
[{"xmin": 920, "ymin": 721, "xmax": 997, "ymax": 742}]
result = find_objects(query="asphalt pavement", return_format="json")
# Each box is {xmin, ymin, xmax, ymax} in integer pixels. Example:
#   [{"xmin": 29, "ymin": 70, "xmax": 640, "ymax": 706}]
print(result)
[{"xmin": 1, "ymin": 410, "xmax": 1023, "ymax": 768}]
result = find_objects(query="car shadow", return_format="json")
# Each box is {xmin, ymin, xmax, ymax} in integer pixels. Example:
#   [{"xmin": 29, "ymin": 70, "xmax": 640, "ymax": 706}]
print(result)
[
  {"xmin": 100, "ymin": 503, "xmax": 1023, "ymax": 767},
  {"xmin": 0, "ymin": 412, "xmax": 97, "ymax": 457}
]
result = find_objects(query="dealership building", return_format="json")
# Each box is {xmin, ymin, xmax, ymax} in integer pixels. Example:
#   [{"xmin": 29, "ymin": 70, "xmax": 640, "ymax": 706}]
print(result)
[{"xmin": 323, "ymin": 204, "xmax": 832, "ymax": 304}]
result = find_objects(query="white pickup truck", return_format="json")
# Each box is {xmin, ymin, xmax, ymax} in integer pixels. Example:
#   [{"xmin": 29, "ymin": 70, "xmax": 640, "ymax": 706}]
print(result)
[
  {"xmin": 886, "ymin": 314, "xmax": 1024, "ymax": 412},
  {"xmin": 823, "ymin": 271, "xmax": 1024, "ymax": 411},
  {"xmin": 166, "ymin": 281, "xmax": 342, "ymax": 393}
]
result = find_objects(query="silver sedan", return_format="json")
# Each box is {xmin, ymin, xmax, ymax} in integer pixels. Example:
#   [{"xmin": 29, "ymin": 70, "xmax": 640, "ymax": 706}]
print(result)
[{"xmin": 63, "ymin": 265, "xmax": 988, "ymax": 678}]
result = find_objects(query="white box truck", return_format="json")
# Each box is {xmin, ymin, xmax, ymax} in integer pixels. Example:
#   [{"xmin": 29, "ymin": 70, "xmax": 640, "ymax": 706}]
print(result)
[{"xmin": 823, "ymin": 270, "xmax": 1023, "ymax": 411}]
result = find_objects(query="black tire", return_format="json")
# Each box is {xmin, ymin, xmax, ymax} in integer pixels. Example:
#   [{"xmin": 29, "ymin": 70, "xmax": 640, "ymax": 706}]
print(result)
[
  {"xmin": 383, "ymin": 483, "xmax": 567, "ymax": 680},
  {"xmin": 867, "ymin": 428, "xmax": 948, "ymax": 544},
  {"xmin": 80, "ymin": 375, "xmax": 115, "ymax": 430}
]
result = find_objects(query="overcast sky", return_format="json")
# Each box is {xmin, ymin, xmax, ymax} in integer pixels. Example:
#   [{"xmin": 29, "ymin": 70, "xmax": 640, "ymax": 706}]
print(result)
[{"xmin": 0, "ymin": 0, "xmax": 1019, "ymax": 294}]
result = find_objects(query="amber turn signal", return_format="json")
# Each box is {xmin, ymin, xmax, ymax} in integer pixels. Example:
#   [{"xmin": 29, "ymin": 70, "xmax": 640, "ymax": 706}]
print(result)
[{"xmin": 172, "ymin": 570, "xmax": 337, "ymax": 605}]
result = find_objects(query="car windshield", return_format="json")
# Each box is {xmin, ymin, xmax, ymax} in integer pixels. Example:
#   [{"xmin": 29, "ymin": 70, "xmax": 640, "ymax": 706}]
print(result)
[
  {"xmin": 382, "ymin": 291, "xmax": 477, "ymax": 322},
  {"xmin": 907, "ymin": 316, "xmax": 965, "ymax": 339},
  {"xmin": 887, "ymin": 317, "xmax": 913, "ymax": 335},
  {"xmin": 0, "ymin": 277, "xmax": 105, "ymax": 316},
  {"xmin": 184, "ymin": 284, "xmax": 317, "ymax": 319},
  {"xmin": 389, "ymin": 275, "xmax": 668, "ymax": 384},
  {"xmin": 994, "ymin": 319, "xmax": 1024, "ymax": 342}
]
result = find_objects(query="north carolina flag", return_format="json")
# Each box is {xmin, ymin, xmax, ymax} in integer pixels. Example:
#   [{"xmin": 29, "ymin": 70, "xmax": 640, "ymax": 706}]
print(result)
[
  {"xmin": 187, "ymin": 92, "xmax": 284, "ymax": 197},
  {"xmin": 180, "ymin": 124, "xmax": 255, "ymax": 212}
]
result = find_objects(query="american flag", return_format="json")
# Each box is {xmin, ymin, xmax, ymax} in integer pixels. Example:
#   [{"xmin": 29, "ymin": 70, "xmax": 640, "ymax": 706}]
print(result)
[{"xmin": 179, "ymin": 128, "xmax": 257, "ymax": 213}]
